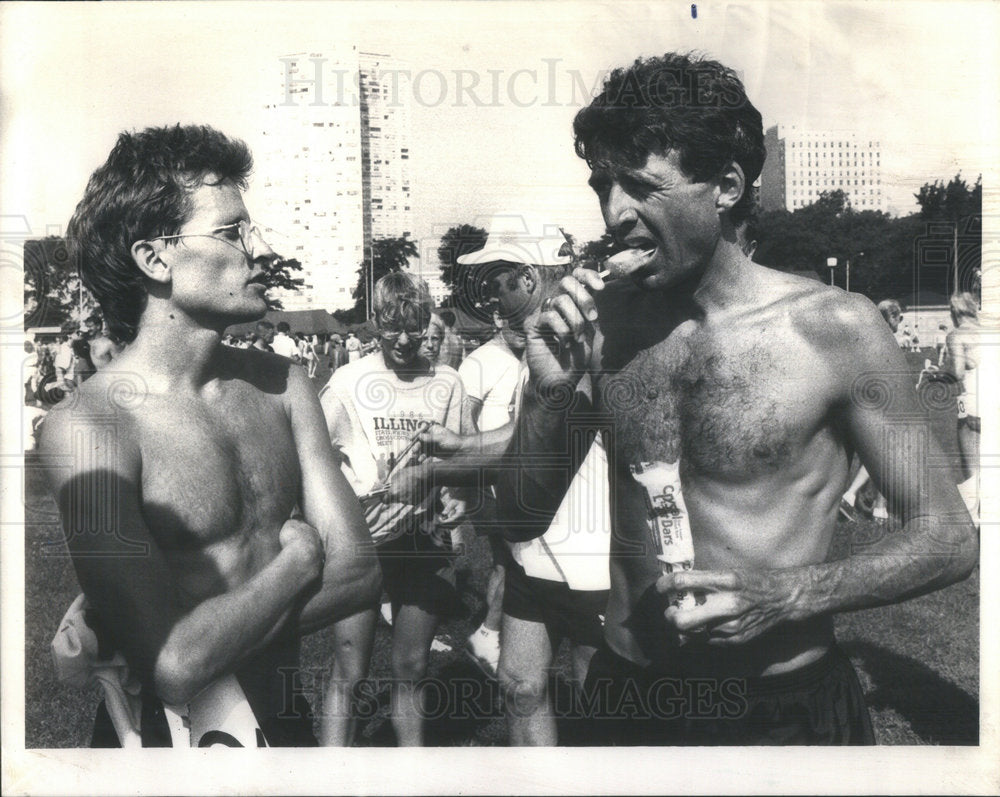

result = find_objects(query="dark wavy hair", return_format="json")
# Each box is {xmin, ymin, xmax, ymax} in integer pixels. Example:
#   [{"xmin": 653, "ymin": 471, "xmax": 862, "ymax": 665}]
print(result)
[
  {"xmin": 573, "ymin": 52, "xmax": 765, "ymax": 223},
  {"xmin": 66, "ymin": 125, "xmax": 253, "ymax": 343}
]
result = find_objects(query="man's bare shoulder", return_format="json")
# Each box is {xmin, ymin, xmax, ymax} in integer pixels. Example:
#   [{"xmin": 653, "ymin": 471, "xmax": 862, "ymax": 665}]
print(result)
[
  {"xmin": 217, "ymin": 344, "xmax": 300, "ymax": 398},
  {"xmin": 37, "ymin": 372, "xmax": 141, "ymax": 473},
  {"xmin": 753, "ymin": 267, "xmax": 888, "ymax": 350}
]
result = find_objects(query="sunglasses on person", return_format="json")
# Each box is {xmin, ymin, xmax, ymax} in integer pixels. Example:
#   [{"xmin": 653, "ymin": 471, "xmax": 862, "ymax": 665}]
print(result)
[{"xmin": 378, "ymin": 325, "xmax": 428, "ymax": 342}]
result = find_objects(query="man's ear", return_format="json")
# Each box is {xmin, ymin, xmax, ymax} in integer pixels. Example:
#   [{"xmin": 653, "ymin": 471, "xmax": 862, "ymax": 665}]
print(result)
[
  {"xmin": 715, "ymin": 162, "xmax": 747, "ymax": 215},
  {"xmin": 130, "ymin": 240, "xmax": 171, "ymax": 284}
]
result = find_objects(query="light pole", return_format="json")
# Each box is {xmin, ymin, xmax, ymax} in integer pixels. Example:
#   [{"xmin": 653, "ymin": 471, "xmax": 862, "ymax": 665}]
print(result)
[{"xmin": 847, "ymin": 251, "xmax": 864, "ymax": 294}]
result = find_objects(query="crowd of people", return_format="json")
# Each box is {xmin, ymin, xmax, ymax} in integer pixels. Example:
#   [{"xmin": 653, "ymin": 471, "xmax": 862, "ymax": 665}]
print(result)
[
  {"xmin": 221, "ymin": 325, "xmax": 377, "ymax": 379},
  {"xmin": 36, "ymin": 52, "xmax": 980, "ymax": 749}
]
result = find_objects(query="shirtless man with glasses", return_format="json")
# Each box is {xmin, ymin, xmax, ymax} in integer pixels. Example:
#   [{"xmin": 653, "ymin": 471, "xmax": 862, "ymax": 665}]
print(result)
[{"xmin": 41, "ymin": 124, "xmax": 380, "ymax": 746}]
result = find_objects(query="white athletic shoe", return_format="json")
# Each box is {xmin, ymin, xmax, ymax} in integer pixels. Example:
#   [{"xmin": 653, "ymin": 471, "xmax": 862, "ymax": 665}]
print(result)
[
  {"xmin": 465, "ymin": 626, "xmax": 500, "ymax": 679},
  {"xmin": 380, "ymin": 601, "xmax": 393, "ymax": 626}
]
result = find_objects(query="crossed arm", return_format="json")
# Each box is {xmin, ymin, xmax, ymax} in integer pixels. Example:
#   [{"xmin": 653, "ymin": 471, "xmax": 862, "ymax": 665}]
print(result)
[
  {"xmin": 40, "ymin": 368, "xmax": 380, "ymax": 706},
  {"xmin": 41, "ymin": 410, "xmax": 323, "ymax": 707}
]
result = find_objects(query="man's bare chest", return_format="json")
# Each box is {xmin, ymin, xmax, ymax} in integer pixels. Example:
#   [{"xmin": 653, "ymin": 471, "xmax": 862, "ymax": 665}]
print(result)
[
  {"xmin": 598, "ymin": 332, "xmax": 819, "ymax": 476},
  {"xmin": 133, "ymin": 396, "xmax": 300, "ymax": 549}
]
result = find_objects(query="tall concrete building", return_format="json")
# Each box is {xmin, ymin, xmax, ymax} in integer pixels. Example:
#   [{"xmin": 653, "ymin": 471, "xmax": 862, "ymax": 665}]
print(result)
[
  {"xmin": 359, "ymin": 52, "xmax": 413, "ymax": 244},
  {"xmin": 412, "ymin": 235, "xmax": 451, "ymax": 307},
  {"xmin": 259, "ymin": 48, "xmax": 413, "ymax": 312},
  {"xmin": 760, "ymin": 125, "xmax": 886, "ymax": 214}
]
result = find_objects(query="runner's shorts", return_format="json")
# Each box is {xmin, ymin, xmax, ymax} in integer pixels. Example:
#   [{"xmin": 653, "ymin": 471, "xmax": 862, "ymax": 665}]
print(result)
[
  {"xmin": 503, "ymin": 560, "xmax": 609, "ymax": 649},
  {"xmin": 581, "ymin": 644, "xmax": 875, "ymax": 745},
  {"xmin": 377, "ymin": 525, "xmax": 461, "ymax": 618}
]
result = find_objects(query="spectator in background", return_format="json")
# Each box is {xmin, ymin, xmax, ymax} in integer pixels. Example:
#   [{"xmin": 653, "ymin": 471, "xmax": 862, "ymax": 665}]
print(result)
[
  {"xmin": 455, "ymin": 310, "xmax": 522, "ymax": 677},
  {"xmin": 319, "ymin": 272, "xmax": 471, "ymax": 746},
  {"xmin": 345, "ymin": 331, "xmax": 362, "ymax": 362},
  {"xmin": 299, "ymin": 333, "xmax": 317, "ymax": 377},
  {"xmin": 252, "ymin": 320, "xmax": 275, "ymax": 353},
  {"xmin": 943, "ymin": 292, "xmax": 981, "ymax": 526},
  {"xmin": 391, "ymin": 212, "xmax": 612, "ymax": 743},
  {"xmin": 69, "ymin": 337, "xmax": 98, "ymax": 386},
  {"xmin": 53, "ymin": 333, "xmax": 76, "ymax": 388},
  {"xmin": 24, "ymin": 339, "xmax": 40, "ymax": 404},
  {"xmin": 271, "ymin": 321, "xmax": 300, "ymax": 361},
  {"xmin": 329, "ymin": 334, "xmax": 348, "ymax": 372},
  {"xmin": 437, "ymin": 309, "xmax": 463, "ymax": 369},
  {"xmin": 421, "ymin": 314, "xmax": 446, "ymax": 365},
  {"xmin": 934, "ymin": 323, "xmax": 950, "ymax": 365}
]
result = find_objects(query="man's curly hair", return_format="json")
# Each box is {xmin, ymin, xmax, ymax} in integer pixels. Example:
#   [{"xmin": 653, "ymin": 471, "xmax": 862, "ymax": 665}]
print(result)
[
  {"xmin": 573, "ymin": 52, "xmax": 765, "ymax": 223},
  {"xmin": 66, "ymin": 125, "xmax": 253, "ymax": 343}
]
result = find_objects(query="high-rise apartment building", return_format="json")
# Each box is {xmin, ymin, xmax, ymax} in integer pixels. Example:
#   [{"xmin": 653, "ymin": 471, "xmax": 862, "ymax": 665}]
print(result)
[
  {"xmin": 760, "ymin": 125, "xmax": 886, "ymax": 214},
  {"xmin": 259, "ymin": 48, "xmax": 413, "ymax": 311},
  {"xmin": 360, "ymin": 52, "xmax": 413, "ymax": 244}
]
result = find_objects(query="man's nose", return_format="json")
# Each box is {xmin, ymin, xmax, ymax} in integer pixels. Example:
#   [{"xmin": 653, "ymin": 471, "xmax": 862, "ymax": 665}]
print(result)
[
  {"xmin": 249, "ymin": 228, "xmax": 278, "ymax": 267},
  {"xmin": 603, "ymin": 184, "xmax": 637, "ymax": 238}
]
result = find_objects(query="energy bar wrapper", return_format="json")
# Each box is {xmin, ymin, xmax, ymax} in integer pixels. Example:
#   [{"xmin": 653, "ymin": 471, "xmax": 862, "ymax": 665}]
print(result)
[{"xmin": 629, "ymin": 460, "xmax": 697, "ymax": 609}]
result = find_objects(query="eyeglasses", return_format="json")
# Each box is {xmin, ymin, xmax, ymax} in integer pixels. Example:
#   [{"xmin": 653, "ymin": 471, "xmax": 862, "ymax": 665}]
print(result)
[
  {"xmin": 143, "ymin": 220, "xmax": 265, "ymax": 258},
  {"xmin": 378, "ymin": 326, "xmax": 428, "ymax": 342}
]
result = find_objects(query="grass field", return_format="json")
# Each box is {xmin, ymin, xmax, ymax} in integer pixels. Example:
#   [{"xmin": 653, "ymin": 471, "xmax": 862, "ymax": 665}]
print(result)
[{"xmin": 22, "ymin": 349, "xmax": 979, "ymax": 747}]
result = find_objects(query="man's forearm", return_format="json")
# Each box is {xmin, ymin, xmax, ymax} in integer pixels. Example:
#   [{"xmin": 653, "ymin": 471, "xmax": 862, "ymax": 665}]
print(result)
[
  {"xmin": 298, "ymin": 535, "xmax": 381, "ymax": 634},
  {"xmin": 156, "ymin": 546, "xmax": 317, "ymax": 706},
  {"xmin": 424, "ymin": 423, "xmax": 516, "ymax": 487},
  {"xmin": 788, "ymin": 513, "xmax": 978, "ymax": 620}
]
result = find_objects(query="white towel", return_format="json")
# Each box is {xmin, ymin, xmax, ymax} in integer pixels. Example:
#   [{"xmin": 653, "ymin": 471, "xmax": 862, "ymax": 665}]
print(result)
[{"xmin": 51, "ymin": 594, "xmax": 267, "ymax": 747}]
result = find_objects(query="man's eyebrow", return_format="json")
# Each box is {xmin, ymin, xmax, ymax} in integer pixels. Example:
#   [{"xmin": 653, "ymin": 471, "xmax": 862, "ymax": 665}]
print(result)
[
  {"xmin": 213, "ymin": 209, "xmax": 250, "ymax": 228},
  {"xmin": 588, "ymin": 171, "xmax": 610, "ymax": 189}
]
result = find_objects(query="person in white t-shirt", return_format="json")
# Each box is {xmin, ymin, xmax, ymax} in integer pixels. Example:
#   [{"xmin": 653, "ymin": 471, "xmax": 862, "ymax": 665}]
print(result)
[
  {"xmin": 344, "ymin": 331, "xmax": 362, "ymax": 362},
  {"xmin": 387, "ymin": 212, "xmax": 610, "ymax": 745},
  {"xmin": 456, "ymin": 315, "xmax": 522, "ymax": 676},
  {"xmin": 319, "ymin": 272, "xmax": 472, "ymax": 746},
  {"xmin": 270, "ymin": 321, "xmax": 300, "ymax": 361},
  {"xmin": 53, "ymin": 333, "xmax": 77, "ymax": 388}
]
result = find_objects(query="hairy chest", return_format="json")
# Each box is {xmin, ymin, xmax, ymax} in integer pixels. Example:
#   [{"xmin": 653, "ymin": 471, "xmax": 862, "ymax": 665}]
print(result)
[
  {"xmin": 598, "ymin": 330, "xmax": 822, "ymax": 477},
  {"xmin": 135, "ymin": 393, "xmax": 300, "ymax": 550}
]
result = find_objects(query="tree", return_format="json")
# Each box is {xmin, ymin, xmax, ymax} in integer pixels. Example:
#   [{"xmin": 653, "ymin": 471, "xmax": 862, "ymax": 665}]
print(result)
[
  {"xmin": 914, "ymin": 173, "xmax": 981, "ymax": 298},
  {"xmin": 754, "ymin": 190, "xmax": 909, "ymax": 297},
  {"xmin": 338, "ymin": 236, "xmax": 419, "ymax": 323},
  {"xmin": 23, "ymin": 236, "xmax": 100, "ymax": 330},
  {"xmin": 261, "ymin": 257, "xmax": 305, "ymax": 311},
  {"xmin": 436, "ymin": 224, "xmax": 488, "ymax": 306},
  {"xmin": 754, "ymin": 178, "xmax": 984, "ymax": 303}
]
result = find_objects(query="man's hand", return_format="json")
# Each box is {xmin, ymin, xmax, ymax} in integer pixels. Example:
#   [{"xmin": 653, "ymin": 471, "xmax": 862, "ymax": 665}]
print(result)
[
  {"xmin": 385, "ymin": 461, "xmax": 431, "ymax": 505},
  {"xmin": 657, "ymin": 569, "xmax": 796, "ymax": 646},
  {"xmin": 437, "ymin": 494, "xmax": 467, "ymax": 526},
  {"xmin": 524, "ymin": 268, "xmax": 605, "ymax": 398},
  {"xmin": 278, "ymin": 517, "xmax": 325, "ymax": 581},
  {"xmin": 417, "ymin": 422, "xmax": 464, "ymax": 456},
  {"xmin": 428, "ymin": 496, "xmax": 467, "ymax": 548}
]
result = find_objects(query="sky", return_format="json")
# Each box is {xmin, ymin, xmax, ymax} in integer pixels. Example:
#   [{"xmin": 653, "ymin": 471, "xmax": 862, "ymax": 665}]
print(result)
[{"xmin": 1, "ymin": 0, "xmax": 998, "ymax": 250}]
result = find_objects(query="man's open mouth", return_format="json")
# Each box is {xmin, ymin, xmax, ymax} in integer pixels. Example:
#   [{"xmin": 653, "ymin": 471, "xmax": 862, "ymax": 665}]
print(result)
[{"xmin": 603, "ymin": 242, "xmax": 658, "ymax": 280}]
